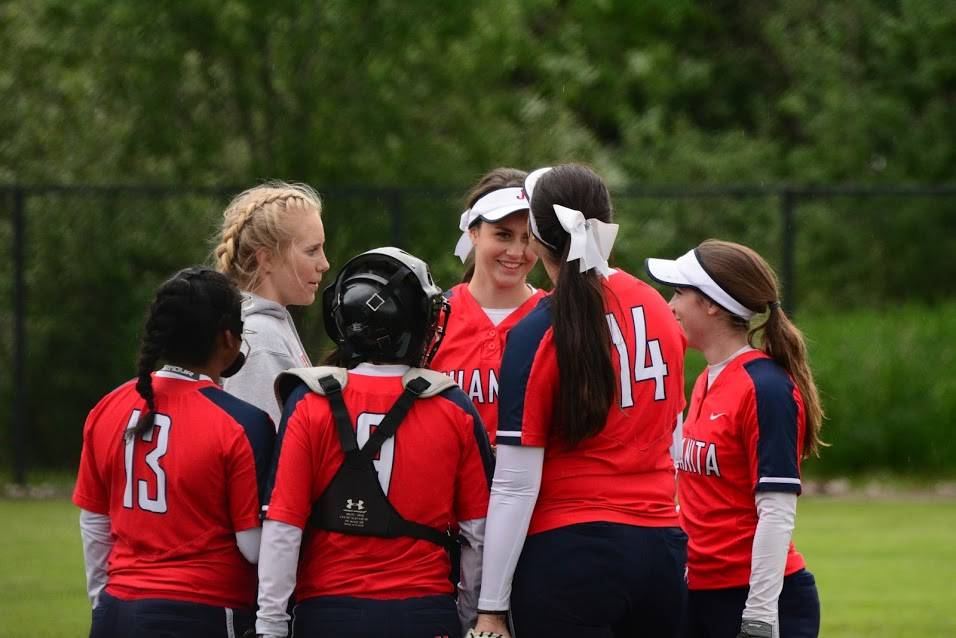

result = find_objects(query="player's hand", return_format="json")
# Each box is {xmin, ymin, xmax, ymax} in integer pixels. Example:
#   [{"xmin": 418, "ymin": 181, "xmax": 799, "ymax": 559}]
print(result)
[
  {"xmin": 736, "ymin": 619, "xmax": 773, "ymax": 638},
  {"xmin": 471, "ymin": 611, "xmax": 511, "ymax": 638}
]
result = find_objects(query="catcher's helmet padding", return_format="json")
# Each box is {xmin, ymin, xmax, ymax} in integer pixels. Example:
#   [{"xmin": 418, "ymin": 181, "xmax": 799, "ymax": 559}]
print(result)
[{"xmin": 323, "ymin": 247, "xmax": 449, "ymax": 367}]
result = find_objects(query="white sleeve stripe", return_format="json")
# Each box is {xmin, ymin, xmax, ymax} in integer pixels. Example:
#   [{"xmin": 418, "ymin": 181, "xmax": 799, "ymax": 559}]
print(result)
[
  {"xmin": 225, "ymin": 608, "xmax": 236, "ymax": 638},
  {"xmin": 495, "ymin": 431, "xmax": 521, "ymax": 439},
  {"xmin": 758, "ymin": 477, "xmax": 801, "ymax": 484}
]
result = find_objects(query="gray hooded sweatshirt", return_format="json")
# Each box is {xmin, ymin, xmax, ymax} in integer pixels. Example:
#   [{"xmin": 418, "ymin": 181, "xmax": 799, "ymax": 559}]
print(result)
[{"xmin": 222, "ymin": 292, "xmax": 311, "ymax": 428}]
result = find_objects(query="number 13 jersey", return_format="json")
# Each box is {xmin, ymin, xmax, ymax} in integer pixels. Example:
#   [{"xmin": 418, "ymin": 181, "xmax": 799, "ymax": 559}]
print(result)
[{"xmin": 72, "ymin": 368, "xmax": 275, "ymax": 608}]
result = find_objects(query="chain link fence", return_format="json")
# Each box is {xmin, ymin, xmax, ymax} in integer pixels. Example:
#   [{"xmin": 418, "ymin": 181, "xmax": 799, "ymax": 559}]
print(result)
[{"xmin": 3, "ymin": 184, "xmax": 955, "ymax": 482}]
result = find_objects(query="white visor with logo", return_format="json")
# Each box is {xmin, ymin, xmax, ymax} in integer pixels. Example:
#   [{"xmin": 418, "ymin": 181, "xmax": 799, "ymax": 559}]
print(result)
[{"xmin": 454, "ymin": 187, "xmax": 529, "ymax": 262}]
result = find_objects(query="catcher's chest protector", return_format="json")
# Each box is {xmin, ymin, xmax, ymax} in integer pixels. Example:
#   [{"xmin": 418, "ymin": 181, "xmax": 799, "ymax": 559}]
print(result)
[{"xmin": 304, "ymin": 371, "xmax": 457, "ymax": 550}]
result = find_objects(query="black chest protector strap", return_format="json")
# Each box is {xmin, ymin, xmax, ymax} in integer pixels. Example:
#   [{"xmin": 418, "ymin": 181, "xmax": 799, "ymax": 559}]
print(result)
[{"xmin": 309, "ymin": 374, "xmax": 458, "ymax": 551}]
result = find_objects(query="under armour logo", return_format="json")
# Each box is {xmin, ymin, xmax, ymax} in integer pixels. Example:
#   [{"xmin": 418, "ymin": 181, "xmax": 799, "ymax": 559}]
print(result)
[{"xmin": 345, "ymin": 499, "xmax": 366, "ymax": 511}]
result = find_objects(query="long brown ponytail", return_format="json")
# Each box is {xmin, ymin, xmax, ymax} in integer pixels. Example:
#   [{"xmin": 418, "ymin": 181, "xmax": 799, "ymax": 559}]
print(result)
[
  {"xmin": 530, "ymin": 164, "xmax": 616, "ymax": 447},
  {"xmin": 696, "ymin": 240, "xmax": 826, "ymax": 457}
]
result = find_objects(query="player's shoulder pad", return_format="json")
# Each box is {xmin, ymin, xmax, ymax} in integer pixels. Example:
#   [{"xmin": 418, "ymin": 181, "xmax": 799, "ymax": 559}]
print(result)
[
  {"xmin": 403, "ymin": 368, "xmax": 457, "ymax": 398},
  {"xmin": 275, "ymin": 366, "xmax": 349, "ymax": 405}
]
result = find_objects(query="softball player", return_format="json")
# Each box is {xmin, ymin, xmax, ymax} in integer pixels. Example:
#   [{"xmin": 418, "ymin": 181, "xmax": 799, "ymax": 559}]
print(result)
[
  {"xmin": 473, "ymin": 165, "xmax": 688, "ymax": 638},
  {"xmin": 73, "ymin": 267, "xmax": 275, "ymax": 638},
  {"xmin": 645, "ymin": 240, "xmax": 823, "ymax": 638},
  {"xmin": 431, "ymin": 168, "xmax": 545, "ymax": 444},
  {"xmin": 255, "ymin": 248, "xmax": 494, "ymax": 638},
  {"xmin": 214, "ymin": 181, "xmax": 329, "ymax": 427}
]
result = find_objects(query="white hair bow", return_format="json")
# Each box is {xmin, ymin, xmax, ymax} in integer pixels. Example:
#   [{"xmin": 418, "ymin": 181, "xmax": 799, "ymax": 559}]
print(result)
[
  {"xmin": 453, "ymin": 209, "xmax": 474, "ymax": 262},
  {"xmin": 553, "ymin": 204, "xmax": 619, "ymax": 278}
]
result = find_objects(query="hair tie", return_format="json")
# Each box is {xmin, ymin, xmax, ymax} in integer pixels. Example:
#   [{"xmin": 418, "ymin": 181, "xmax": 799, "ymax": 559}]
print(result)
[{"xmin": 768, "ymin": 300, "xmax": 781, "ymax": 312}]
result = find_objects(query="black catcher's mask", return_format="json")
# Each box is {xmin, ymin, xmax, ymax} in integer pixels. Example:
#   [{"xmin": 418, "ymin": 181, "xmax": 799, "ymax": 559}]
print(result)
[{"xmin": 322, "ymin": 247, "xmax": 450, "ymax": 368}]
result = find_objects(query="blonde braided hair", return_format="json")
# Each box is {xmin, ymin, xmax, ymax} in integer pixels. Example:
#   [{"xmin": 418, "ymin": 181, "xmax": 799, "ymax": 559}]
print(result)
[{"xmin": 213, "ymin": 181, "xmax": 323, "ymax": 292}]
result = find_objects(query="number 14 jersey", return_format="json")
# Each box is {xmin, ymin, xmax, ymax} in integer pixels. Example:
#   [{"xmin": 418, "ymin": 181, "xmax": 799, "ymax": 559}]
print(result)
[{"xmin": 496, "ymin": 268, "xmax": 686, "ymax": 535}]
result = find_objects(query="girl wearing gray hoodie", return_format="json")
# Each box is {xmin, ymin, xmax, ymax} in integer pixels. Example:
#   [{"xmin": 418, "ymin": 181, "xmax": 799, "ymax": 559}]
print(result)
[{"xmin": 214, "ymin": 181, "xmax": 329, "ymax": 427}]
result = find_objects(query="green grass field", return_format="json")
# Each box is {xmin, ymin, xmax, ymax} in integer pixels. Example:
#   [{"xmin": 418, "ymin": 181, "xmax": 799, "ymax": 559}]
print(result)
[{"xmin": 2, "ymin": 497, "xmax": 954, "ymax": 637}]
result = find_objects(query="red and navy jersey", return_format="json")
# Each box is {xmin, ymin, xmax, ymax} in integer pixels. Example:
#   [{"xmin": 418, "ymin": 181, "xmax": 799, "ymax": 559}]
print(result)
[
  {"xmin": 430, "ymin": 283, "xmax": 546, "ymax": 445},
  {"xmin": 72, "ymin": 368, "xmax": 275, "ymax": 608},
  {"xmin": 496, "ymin": 269, "xmax": 686, "ymax": 535},
  {"xmin": 677, "ymin": 349, "xmax": 807, "ymax": 590},
  {"xmin": 266, "ymin": 371, "xmax": 493, "ymax": 601}
]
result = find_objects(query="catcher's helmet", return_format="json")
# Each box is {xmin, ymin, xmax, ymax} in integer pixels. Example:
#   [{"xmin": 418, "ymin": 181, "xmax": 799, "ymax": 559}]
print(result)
[{"xmin": 323, "ymin": 247, "xmax": 450, "ymax": 367}]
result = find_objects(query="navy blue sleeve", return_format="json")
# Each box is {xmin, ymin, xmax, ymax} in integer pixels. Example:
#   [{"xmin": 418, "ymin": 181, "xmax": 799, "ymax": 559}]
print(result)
[
  {"xmin": 199, "ymin": 387, "xmax": 276, "ymax": 506},
  {"xmin": 262, "ymin": 383, "xmax": 313, "ymax": 512},
  {"xmin": 496, "ymin": 297, "xmax": 553, "ymax": 446},
  {"xmin": 743, "ymin": 358, "xmax": 802, "ymax": 495},
  {"xmin": 438, "ymin": 386, "xmax": 495, "ymax": 486}
]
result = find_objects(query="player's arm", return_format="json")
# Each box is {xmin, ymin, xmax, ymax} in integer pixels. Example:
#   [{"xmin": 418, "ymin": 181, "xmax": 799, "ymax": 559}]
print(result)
[
  {"xmin": 78, "ymin": 509, "xmax": 112, "ymax": 608},
  {"xmin": 74, "ymin": 406, "xmax": 112, "ymax": 608},
  {"xmin": 458, "ymin": 517, "xmax": 485, "ymax": 632},
  {"xmin": 222, "ymin": 406, "xmax": 276, "ymax": 563},
  {"xmin": 256, "ymin": 520, "xmax": 302, "ymax": 637},
  {"xmin": 740, "ymin": 363, "xmax": 803, "ymax": 636},
  {"xmin": 444, "ymin": 387, "xmax": 495, "ymax": 633},
  {"xmin": 235, "ymin": 528, "xmax": 261, "ymax": 563},
  {"xmin": 256, "ymin": 384, "xmax": 315, "ymax": 637},
  {"xmin": 740, "ymin": 491, "xmax": 796, "ymax": 637},
  {"xmin": 473, "ymin": 444, "xmax": 544, "ymax": 637}
]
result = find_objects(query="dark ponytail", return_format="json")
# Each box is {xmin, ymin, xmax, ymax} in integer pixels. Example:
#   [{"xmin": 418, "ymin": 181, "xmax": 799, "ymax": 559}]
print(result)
[
  {"xmin": 531, "ymin": 164, "xmax": 616, "ymax": 446},
  {"xmin": 459, "ymin": 167, "xmax": 528, "ymax": 283},
  {"xmin": 127, "ymin": 267, "xmax": 243, "ymax": 440}
]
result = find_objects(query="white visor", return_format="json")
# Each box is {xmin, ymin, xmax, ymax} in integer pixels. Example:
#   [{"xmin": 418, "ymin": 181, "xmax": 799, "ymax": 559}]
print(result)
[
  {"xmin": 453, "ymin": 187, "xmax": 529, "ymax": 262},
  {"xmin": 645, "ymin": 249, "xmax": 756, "ymax": 320},
  {"xmin": 523, "ymin": 167, "xmax": 556, "ymax": 249}
]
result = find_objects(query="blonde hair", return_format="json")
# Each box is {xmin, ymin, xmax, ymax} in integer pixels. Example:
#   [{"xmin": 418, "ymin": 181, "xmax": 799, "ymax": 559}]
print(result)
[
  {"xmin": 214, "ymin": 181, "xmax": 323, "ymax": 292},
  {"xmin": 696, "ymin": 239, "xmax": 826, "ymax": 458}
]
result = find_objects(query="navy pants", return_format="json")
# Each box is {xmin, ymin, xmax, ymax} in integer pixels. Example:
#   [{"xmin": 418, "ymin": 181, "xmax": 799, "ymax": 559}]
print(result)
[
  {"xmin": 292, "ymin": 594, "xmax": 461, "ymax": 638},
  {"xmin": 510, "ymin": 523, "xmax": 688, "ymax": 638},
  {"xmin": 90, "ymin": 590, "xmax": 253, "ymax": 638},
  {"xmin": 681, "ymin": 569, "xmax": 820, "ymax": 638}
]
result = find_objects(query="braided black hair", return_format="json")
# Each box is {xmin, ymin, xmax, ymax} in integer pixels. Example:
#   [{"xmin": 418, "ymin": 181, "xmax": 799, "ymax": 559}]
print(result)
[{"xmin": 128, "ymin": 267, "xmax": 243, "ymax": 439}]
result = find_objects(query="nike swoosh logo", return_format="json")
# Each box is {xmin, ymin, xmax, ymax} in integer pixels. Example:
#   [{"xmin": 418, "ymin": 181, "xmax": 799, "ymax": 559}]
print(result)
[{"xmin": 709, "ymin": 412, "xmax": 726, "ymax": 421}]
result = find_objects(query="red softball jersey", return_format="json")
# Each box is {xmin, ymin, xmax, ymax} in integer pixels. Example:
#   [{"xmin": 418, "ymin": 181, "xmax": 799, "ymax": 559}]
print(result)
[
  {"xmin": 72, "ymin": 367, "xmax": 275, "ymax": 608},
  {"xmin": 678, "ymin": 349, "xmax": 807, "ymax": 590},
  {"xmin": 266, "ymin": 371, "xmax": 493, "ymax": 602},
  {"xmin": 430, "ymin": 283, "xmax": 546, "ymax": 445},
  {"xmin": 496, "ymin": 269, "xmax": 686, "ymax": 535}
]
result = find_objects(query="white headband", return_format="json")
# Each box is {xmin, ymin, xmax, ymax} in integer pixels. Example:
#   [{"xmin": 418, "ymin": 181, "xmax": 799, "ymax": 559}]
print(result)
[
  {"xmin": 453, "ymin": 187, "xmax": 529, "ymax": 262},
  {"xmin": 523, "ymin": 167, "xmax": 555, "ymax": 249},
  {"xmin": 523, "ymin": 166, "xmax": 619, "ymax": 278},
  {"xmin": 645, "ymin": 249, "xmax": 756, "ymax": 319}
]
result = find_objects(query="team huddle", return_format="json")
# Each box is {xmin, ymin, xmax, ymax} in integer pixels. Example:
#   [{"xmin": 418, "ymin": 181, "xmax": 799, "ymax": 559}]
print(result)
[{"xmin": 73, "ymin": 165, "xmax": 824, "ymax": 638}]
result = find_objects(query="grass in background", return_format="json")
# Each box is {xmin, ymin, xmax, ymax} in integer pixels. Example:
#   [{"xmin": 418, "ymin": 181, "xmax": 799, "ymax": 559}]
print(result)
[
  {"xmin": 2, "ymin": 496, "xmax": 955, "ymax": 637},
  {"xmin": 795, "ymin": 497, "xmax": 956, "ymax": 638},
  {"xmin": 1, "ymin": 499, "xmax": 89, "ymax": 638}
]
